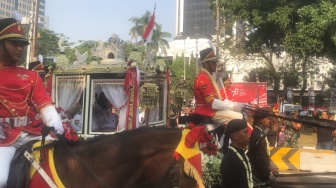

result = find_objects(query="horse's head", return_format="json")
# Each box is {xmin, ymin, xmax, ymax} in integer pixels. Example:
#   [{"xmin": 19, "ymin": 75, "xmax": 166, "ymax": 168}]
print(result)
[{"xmin": 158, "ymin": 156, "xmax": 199, "ymax": 188}]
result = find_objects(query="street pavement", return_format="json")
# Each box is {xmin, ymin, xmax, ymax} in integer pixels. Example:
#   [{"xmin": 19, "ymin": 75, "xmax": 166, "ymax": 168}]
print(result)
[{"xmin": 272, "ymin": 171, "xmax": 336, "ymax": 188}]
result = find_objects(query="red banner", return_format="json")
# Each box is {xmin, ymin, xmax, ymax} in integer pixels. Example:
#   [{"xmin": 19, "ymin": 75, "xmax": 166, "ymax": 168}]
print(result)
[{"xmin": 230, "ymin": 82, "xmax": 267, "ymax": 107}]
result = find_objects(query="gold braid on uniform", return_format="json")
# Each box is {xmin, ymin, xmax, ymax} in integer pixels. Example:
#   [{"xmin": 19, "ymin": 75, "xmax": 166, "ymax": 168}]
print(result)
[
  {"xmin": 205, "ymin": 95, "xmax": 215, "ymax": 103},
  {"xmin": 200, "ymin": 68, "xmax": 222, "ymax": 100}
]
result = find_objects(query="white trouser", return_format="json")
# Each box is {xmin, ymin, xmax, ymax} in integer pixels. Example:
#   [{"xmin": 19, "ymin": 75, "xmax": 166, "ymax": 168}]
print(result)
[
  {"xmin": 0, "ymin": 132, "xmax": 54, "ymax": 188},
  {"xmin": 205, "ymin": 110, "xmax": 242, "ymax": 148},
  {"xmin": 212, "ymin": 109, "xmax": 243, "ymax": 125},
  {"xmin": 0, "ymin": 146, "xmax": 16, "ymax": 188},
  {"xmin": 202, "ymin": 110, "xmax": 243, "ymax": 133}
]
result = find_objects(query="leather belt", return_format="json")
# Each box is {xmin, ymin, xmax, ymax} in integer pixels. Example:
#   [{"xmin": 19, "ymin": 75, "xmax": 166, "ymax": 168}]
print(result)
[{"xmin": 0, "ymin": 116, "xmax": 28, "ymax": 127}]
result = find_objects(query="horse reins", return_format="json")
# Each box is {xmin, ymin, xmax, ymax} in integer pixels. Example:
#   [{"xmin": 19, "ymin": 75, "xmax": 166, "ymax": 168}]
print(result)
[
  {"xmin": 159, "ymin": 158, "xmax": 180, "ymax": 188},
  {"xmin": 38, "ymin": 126, "xmax": 111, "ymax": 188},
  {"xmin": 243, "ymin": 106, "xmax": 336, "ymax": 129}
]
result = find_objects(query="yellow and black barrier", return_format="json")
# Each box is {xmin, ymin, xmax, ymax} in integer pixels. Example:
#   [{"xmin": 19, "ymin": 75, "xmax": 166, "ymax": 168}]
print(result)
[
  {"xmin": 269, "ymin": 147, "xmax": 336, "ymax": 172},
  {"xmin": 269, "ymin": 147, "xmax": 300, "ymax": 171}
]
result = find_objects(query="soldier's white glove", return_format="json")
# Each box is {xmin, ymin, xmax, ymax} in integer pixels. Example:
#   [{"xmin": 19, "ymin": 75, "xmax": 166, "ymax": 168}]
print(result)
[
  {"xmin": 212, "ymin": 99, "xmax": 235, "ymax": 110},
  {"xmin": 212, "ymin": 99, "xmax": 243, "ymax": 112},
  {"xmin": 41, "ymin": 106, "xmax": 64, "ymax": 135},
  {"xmin": 234, "ymin": 103, "xmax": 244, "ymax": 112}
]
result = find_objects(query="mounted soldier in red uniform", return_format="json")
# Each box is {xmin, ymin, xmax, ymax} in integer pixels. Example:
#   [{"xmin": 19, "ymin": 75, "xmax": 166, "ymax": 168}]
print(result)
[
  {"xmin": 0, "ymin": 18, "xmax": 64, "ymax": 188},
  {"xmin": 193, "ymin": 48, "xmax": 244, "ymax": 129}
]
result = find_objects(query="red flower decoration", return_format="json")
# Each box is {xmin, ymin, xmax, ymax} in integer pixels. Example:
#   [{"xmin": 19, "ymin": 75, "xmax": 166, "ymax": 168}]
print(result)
[
  {"xmin": 61, "ymin": 122, "xmax": 79, "ymax": 143},
  {"xmin": 72, "ymin": 135, "xmax": 78, "ymax": 142},
  {"xmin": 70, "ymin": 128, "xmax": 75, "ymax": 133},
  {"xmin": 64, "ymin": 132, "xmax": 72, "ymax": 140},
  {"xmin": 206, "ymin": 143, "xmax": 218, "ymax": 155},
  {"xmin": 187, "ymin": 125, "xmax": 218, "ymax": 156}
]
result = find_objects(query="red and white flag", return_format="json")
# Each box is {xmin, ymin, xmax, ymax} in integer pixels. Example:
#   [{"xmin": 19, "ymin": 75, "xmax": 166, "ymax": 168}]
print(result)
[{"xmin": 142, "ymin": 8, "xmax": 155, "ymax": 43}]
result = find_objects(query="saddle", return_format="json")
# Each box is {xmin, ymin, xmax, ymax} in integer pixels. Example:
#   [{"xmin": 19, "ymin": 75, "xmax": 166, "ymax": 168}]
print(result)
[
  {"xmin": 7, "ymin": 140, "xmax": 39, "ymax": 188},
  {"xmin": 178, "ymin": 114, "xmax": 213, "ymax": 124},
  {"xmin": 7, "ymin": 126, "xmax": 59, "ymax": 188}
]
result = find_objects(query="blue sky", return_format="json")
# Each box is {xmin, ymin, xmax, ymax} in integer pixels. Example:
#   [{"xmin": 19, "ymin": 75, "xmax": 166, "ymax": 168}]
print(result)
[{"xmin": 45, "ymin": 0, "xmax": 176, "ymax": 44}]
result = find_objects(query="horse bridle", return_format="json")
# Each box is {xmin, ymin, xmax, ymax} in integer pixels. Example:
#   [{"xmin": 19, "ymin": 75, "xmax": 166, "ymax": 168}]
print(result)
[
  {"xmin": 159, "ymin": 158, "xmax": 180, "ymax": 188},
  {"xmin": 38, "ymin": 126, "xmax": 112, "ymax": 188}
]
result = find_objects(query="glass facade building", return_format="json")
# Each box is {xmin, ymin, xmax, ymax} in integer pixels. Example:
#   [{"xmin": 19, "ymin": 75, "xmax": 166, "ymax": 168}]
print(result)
[
  {"xmin": 0, "ymin": 0, "xmax": 47, "ymax": 28},
  {"xmin": 176, "ymin": 0, "xmax": 215, "ymax": 38}
]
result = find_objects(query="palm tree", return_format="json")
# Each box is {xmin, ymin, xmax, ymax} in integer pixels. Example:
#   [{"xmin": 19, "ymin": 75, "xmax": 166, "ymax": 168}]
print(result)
[
  {"xmin": 129, "ymin": 11, "xmax": 171, "ymax": 56},
  {"xmin": 149, "ymin": 24, "xmax": 171, "ymax": 56},
  {"xmin": 129, "ymin": 11, "xmax": 152, "ymax": 42}
]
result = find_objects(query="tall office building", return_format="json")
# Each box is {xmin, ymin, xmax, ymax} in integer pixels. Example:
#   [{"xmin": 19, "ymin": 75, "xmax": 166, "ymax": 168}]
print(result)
[
  {"xmin": 0, "ymin": 0, "xmax": 48, "ymax": 28},
  {"xmin": 176, "ymin": 0, "xmax": 216, "ymax": 38}
]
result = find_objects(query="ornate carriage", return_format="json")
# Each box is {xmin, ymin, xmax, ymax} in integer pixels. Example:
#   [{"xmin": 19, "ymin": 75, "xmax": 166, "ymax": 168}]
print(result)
[{"xmin": 47, "ymin": 35, "xmax": 170, "ymax": 138}]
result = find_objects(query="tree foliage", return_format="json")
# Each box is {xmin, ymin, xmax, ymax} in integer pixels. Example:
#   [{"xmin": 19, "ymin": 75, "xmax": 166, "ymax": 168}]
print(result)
[
  {"xmin": 37, "ymin": 29, "xmax": 143, "ymax": 65},
  {"xmin": 214, "ymin": 0, "xmax": 300, "ymax": 98},
  {"xmin": 324, "ymin": 67, "xmax": 336, "ymax": 89},
  {"xmin": 243, "ymin": 66, "xmax": 275, "ymax": 91},
  {"xmin": 129, "ymin": 11, "xmax": 153, "ymax": 41},
  {"xmin": 149, "ymin": 24, "xmax": 172, "ymax": 55},
  {"xmin": 37, "ymin": 29, "xmax": 63, "ymax": 57},
  {"xmin": 66, "ymin": 41, "xmax": 96, "ymax": 63},
  {"xmin": 211, "ymin": 0, "xmax": 336, "ymax": 104},
  {"xmin": 129, "ymin": 11, "xmax": 172, "ymax": 56},
  {"xmin": 169, "ymin": 55, "xmax": 196, "ymax": 102},
  {"xmin": 283, "ymin": 1, "xmax": 336, "ymax": 103},
  {"xmin": 37, "ymin": 29, "xmax": 74, "ymax": 64}
]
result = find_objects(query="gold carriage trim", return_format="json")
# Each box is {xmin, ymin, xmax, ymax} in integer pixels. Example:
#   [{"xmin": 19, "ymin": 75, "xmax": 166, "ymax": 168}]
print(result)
[{"xmin": 128, "ymin": 77, "xmax": 135, "ymax": 130}]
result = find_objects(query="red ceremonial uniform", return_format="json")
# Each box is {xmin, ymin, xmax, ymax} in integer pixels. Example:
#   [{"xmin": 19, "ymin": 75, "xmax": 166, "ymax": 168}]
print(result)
[
  {"xmin": 0, "ymin": 66, "xmax": 53, "ymax": 146},
  {"xmin": 193, "ymin": 69, "xmax": 221, "ymax": 117}
]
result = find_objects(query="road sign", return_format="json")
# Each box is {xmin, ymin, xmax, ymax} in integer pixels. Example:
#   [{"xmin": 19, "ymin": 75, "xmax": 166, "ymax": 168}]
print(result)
[{"xmin": 270, "ymin": 147, "xmax": 300, "ymax": 171}]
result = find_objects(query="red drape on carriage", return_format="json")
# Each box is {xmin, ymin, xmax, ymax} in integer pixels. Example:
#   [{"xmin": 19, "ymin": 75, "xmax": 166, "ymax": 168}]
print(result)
[{"xmin": 124, "ymin": 67, "xmax": 140, "ymax": 130}]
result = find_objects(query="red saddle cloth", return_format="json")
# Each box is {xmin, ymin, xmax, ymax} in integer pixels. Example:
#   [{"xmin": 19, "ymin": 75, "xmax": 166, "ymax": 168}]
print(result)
[{"xmin": 28, "ymin": 142, "xmax": 65, "ymax": 188}]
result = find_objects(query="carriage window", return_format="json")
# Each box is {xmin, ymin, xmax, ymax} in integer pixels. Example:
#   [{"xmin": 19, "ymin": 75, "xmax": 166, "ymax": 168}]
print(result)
[
  {"xmin": 139, "ymin": 80, "xmax": 166, "ymax": 125},
  {"xmin": 55, "ymin": 75, "xmax": 85, "ymax": 132},
  {"xmin": 89, "ymin": 79, "xmax": 127, "ymax": 134}
]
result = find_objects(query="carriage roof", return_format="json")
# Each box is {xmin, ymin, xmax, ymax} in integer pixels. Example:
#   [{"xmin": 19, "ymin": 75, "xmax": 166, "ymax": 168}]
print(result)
[{"xmin": 51, "ymin": 34, "xmax": 167, "ymax": 76}]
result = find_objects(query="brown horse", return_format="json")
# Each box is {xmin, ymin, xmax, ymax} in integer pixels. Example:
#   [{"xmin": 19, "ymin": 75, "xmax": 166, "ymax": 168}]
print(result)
[{"xmin": 47, "ymin": 127, "xmax": 202, "ymax": 188}]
